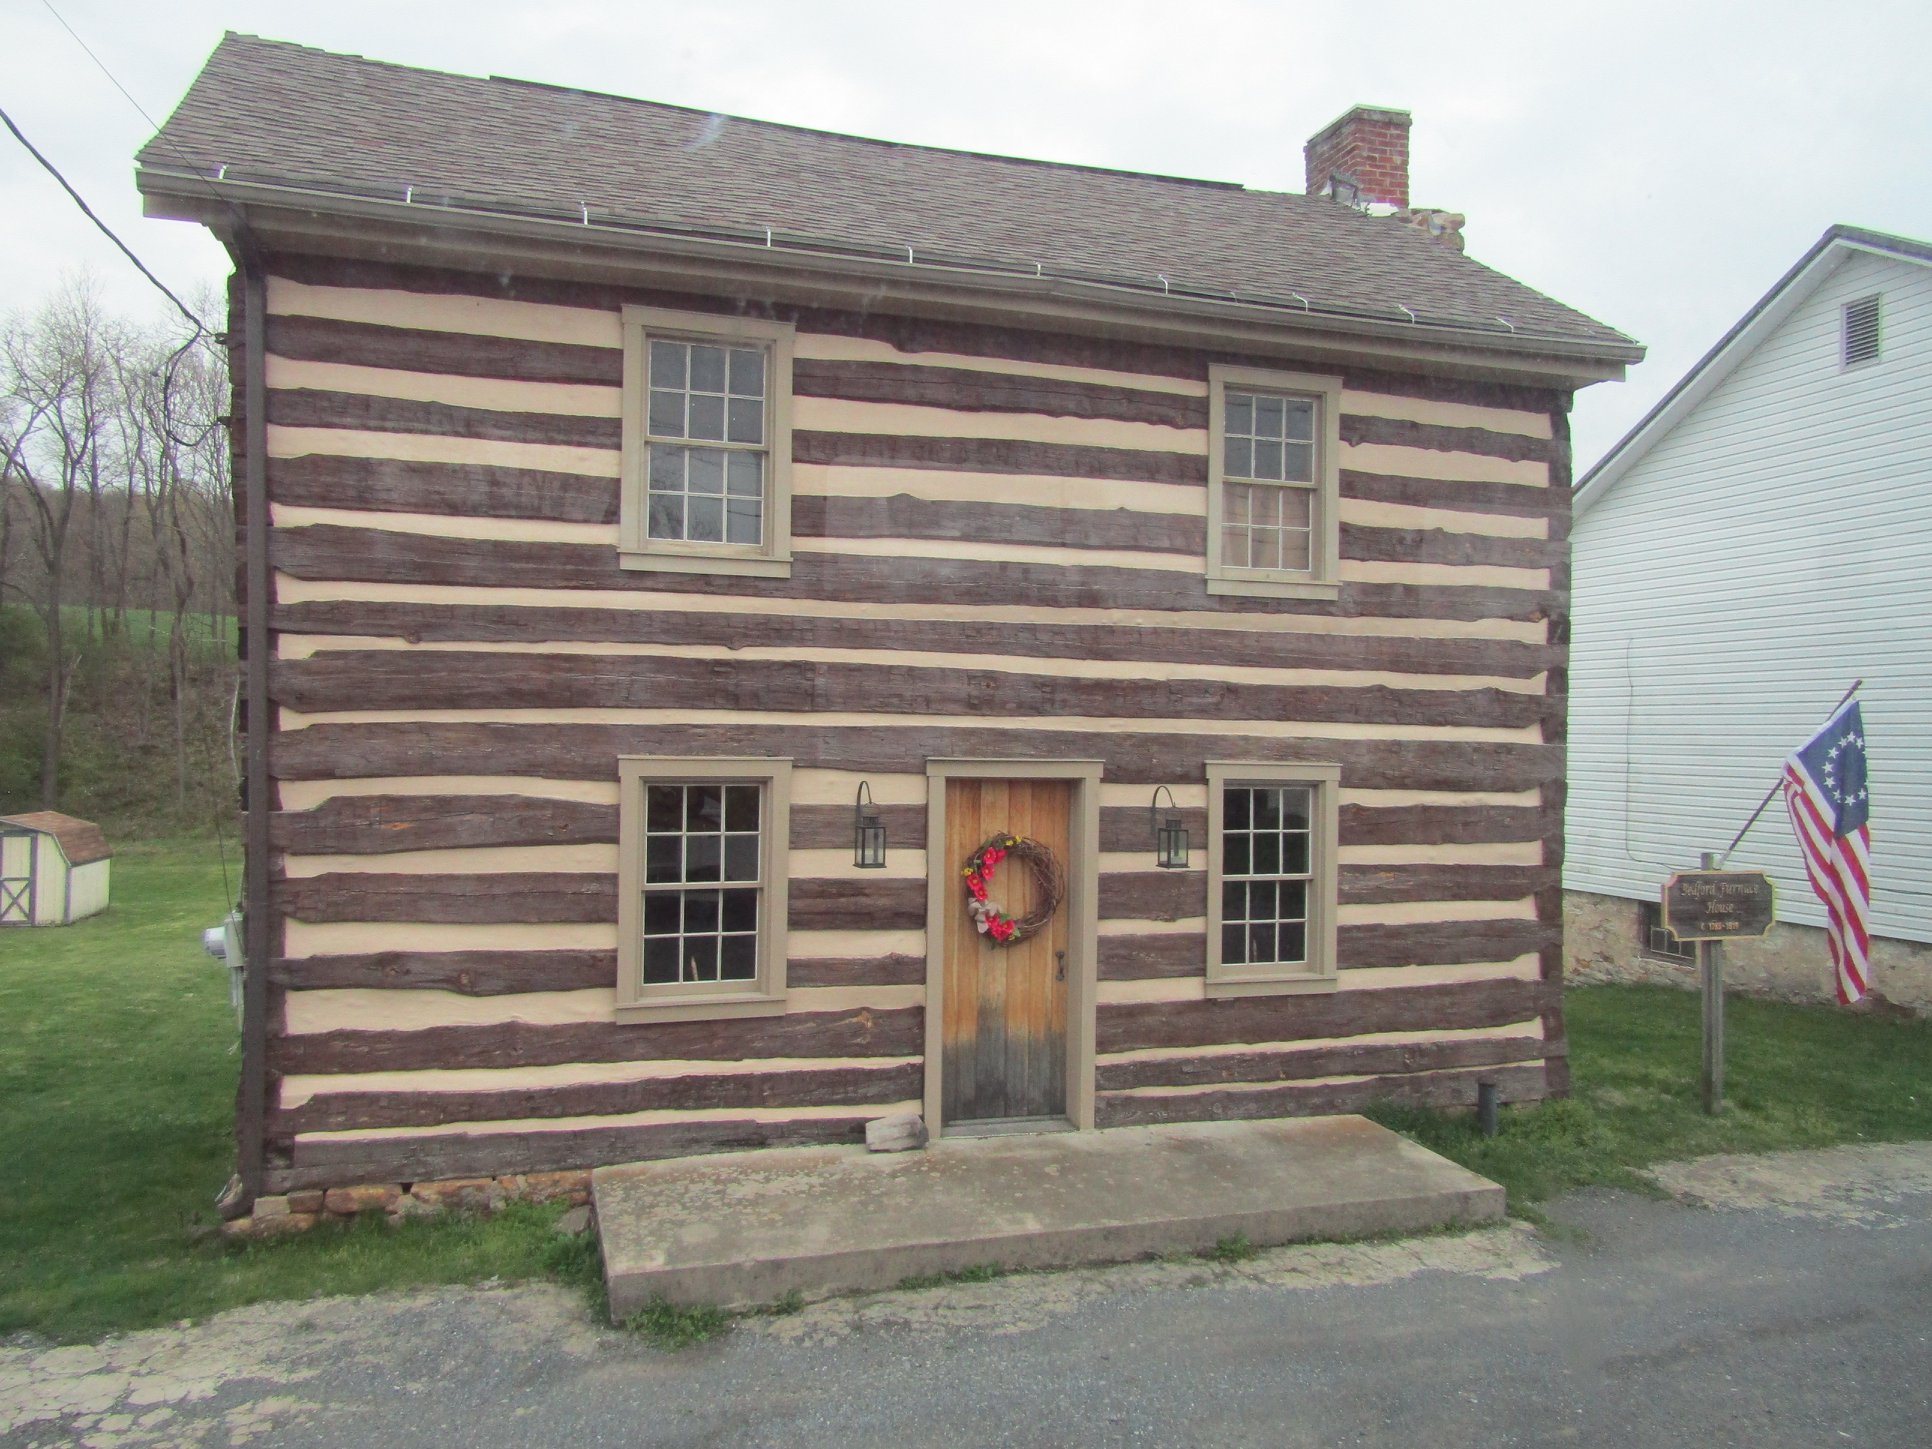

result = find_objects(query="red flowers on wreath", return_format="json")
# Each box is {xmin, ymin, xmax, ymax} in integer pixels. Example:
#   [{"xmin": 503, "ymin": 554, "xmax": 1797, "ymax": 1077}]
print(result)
[{"xmin": 961, "ymin": 832, "xmax": 1062, "ymax": 948}]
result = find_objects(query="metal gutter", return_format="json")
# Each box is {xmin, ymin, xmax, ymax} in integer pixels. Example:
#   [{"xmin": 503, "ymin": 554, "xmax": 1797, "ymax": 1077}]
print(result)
[{"xmin": 137, "ymin": 167, "xmax": 1644, "ymax": 370}]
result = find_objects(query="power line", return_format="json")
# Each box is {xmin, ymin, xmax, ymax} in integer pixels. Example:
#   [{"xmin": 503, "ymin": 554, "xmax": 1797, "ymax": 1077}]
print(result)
[
  {"xmin": 0, "ymin": 99, "xmax": 224, "ymax": 451},
  {"xmin": 40, "ymin": 0, "xmax": 252, "ymax": 238},
  {"xmin": 0, "ymin": 103, "xmax": 209, "ymax": 336},
  {"xmin": 13, "ymin": 2, "xmax": 248, "ymax": 452},
  {"xmin": 39, "ymin": 0, "xmax": 171, "ymax": 137}
]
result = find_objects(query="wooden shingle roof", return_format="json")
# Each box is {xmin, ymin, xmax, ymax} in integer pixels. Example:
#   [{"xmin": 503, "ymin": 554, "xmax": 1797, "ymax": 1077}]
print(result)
[
  {"xmin": 0, "ymin": 812, "xmax": 112, "ymax": 866},
  {"xmin": 138, "ymin": 34, "xmax": 1638, "ymax": 362}
]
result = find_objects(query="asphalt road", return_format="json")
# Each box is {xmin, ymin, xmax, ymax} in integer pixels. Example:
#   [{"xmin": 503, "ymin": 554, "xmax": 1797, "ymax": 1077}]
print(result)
[{"xmin": 7, "ymin": 1143, "xmax": 1931, "ymax": 1448}]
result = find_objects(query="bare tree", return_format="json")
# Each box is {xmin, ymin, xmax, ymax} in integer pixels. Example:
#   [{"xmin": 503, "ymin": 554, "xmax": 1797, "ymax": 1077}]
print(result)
[
  {"xmin": 2, "ymin": 275, "xmax": 236, "ymax": 823},
  {"xmin": 131, "ymin": 316, "xmax": 230, "ymax": 805},
  {"xmin": 0, "ymin": 282, "xmax": 117, "ymax": 806}
]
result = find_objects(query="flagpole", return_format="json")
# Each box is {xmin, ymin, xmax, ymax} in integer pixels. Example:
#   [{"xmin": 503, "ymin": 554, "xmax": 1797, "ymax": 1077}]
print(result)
[{"xmin": 1715, "ymin": 679, "xmax": 1862, "ymax": 867}]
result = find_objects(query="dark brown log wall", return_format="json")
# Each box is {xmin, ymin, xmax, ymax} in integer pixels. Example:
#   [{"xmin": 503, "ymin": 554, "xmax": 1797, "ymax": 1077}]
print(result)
[{"xmin": 253, "ymin": 251, "xmax": 1572, "ymax": 1186}]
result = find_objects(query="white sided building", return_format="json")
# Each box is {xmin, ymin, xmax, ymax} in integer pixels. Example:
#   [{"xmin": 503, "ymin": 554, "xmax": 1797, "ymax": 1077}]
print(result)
[{"xmin": 1566, "ymin": 225, "xmax": 1932, "ymax": 1012}]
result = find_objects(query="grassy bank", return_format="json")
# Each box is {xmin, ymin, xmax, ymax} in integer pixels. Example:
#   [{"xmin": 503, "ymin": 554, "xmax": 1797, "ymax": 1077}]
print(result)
[
  {"xmin": 4, "ymin": 840, "xmax": 1929, "ymax": 1341},
  {"xmin": 0, "ymin": 838, "xmax": 584, "ymax": 1343},
  {"xmin": 0, "ymin": 603, "xmax": 238, "ymax": 838},
  {"xmin": 1371, "ymin": 983, "xmax": 1932, "ymax": 1214}
]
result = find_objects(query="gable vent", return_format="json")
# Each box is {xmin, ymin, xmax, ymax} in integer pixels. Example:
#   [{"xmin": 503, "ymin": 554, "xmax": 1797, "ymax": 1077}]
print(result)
[{"xmin": 1843, "ymin": 294, "xmax": 1882, "ymax": 367}]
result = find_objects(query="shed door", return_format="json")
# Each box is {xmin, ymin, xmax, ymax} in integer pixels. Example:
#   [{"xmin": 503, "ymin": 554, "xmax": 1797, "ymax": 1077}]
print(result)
[
  {"xmin": 941, "ymin": 778, "xmax": 1071, "ymax": 1126},
  {"xmin": 0, "ymin": 834, "xmax": 32, "ymax": 924}
]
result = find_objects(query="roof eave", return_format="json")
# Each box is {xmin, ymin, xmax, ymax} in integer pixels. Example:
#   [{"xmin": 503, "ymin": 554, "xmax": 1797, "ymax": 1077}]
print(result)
[
  {"xmin": 1575, "ymin": 224, "xmax": 1932, "ymax": 517},
  {"xmin": 139, "ymin": 166, "xmax": 1641, "ymax": 384}
]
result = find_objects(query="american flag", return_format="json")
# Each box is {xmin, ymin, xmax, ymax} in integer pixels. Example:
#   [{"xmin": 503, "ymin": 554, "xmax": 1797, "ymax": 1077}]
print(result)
[{"xmin": 1782, "ymin": 700, "xmax": 1873, "ymax": 1004}]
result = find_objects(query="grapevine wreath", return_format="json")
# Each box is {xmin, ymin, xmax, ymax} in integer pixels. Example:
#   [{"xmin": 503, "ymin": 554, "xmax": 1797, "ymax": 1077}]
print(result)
[{"xmin": 961, "ymin": 833, "xmax": 1065, "ymax": 946}]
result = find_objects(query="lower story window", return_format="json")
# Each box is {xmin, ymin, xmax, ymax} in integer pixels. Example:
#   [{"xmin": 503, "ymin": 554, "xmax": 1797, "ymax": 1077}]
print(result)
[
  {"xmin": 643, "ymin": 782, "xmax": 763, "ymax": 985},
  {"xmin": 618, "ymin": 758, "xmax": 791, "ymax": 1021},
  {"xmin": 1206, "ymin": 761, "xmax": 1340, "ymax": 996},
  {"xmin": 1220, "ymin": 783, "xmax": 1314, "ymax": 969},
  {"xmin": 1639, "ymin": 899, "xmax": 1695, "ymax": 965}
]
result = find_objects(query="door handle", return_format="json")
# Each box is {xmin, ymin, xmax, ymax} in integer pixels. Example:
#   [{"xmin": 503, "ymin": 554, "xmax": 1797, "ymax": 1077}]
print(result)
[{"xmin": 1055, "ymin": 950, "xmax": 1067, "ymax": 981}]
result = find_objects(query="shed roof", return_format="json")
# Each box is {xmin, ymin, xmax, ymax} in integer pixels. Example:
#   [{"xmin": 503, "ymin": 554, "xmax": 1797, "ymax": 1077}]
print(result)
[
  {"xmin": 137, "ymin": 34, "xmax": 1637, "ymax": 364},
  {"xmin": 0, "ymin": 812, "xmax": 112, "ymax": 866}
]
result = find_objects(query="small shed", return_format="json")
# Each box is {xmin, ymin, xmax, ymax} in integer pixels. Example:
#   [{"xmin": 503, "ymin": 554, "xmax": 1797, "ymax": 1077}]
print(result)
[{"xmin": 0, "ymin": 812, "xmax": 113, "ymax": 926}]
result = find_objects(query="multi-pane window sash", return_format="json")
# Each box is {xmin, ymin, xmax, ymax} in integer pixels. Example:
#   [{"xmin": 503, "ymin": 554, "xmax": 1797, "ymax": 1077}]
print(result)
[
  {"xmin": 641, "ymin": 782, "xmax": 763, "ymax": 986},
  {"xmin": 1219, "ymin": 785, "xmax": 1314, "ymax": 969},
  {"xmin": 645, "ymin": 339, "xmax": 768, "ymax": 547},
  {"xmin": 1222, "ymin": 390, "xmax": 1317, "ymax": 573}
]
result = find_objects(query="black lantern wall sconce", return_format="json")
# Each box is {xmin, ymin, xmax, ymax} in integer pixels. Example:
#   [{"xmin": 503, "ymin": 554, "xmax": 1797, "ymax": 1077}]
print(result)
[
  {"xmin": 854, "ymin": 781, "xmax": 887, "ymax": 869},
  {"xmin": 1150, "ymin": 785, "xmax": 1190, "ymax": 870}
]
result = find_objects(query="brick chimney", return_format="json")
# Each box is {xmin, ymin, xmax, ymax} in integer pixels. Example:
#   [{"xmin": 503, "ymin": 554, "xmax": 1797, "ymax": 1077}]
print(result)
[{"xmin": 1304, "ymin": 104, "xmax": 1411, "ymax": 211}]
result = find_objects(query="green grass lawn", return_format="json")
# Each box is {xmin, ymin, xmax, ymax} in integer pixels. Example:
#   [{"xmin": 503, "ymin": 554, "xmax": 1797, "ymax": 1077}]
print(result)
[
  {"xmin": 1371, "ymin": 983, "xmax": 1932, "ymax": 1216},
  {"xmin": 0, "ymin": 838, "xmax": 588, "ymax": 1343},
  {"xmin": 3, "ymin": 839, "xmax": 1929, "ymax": 1342}
]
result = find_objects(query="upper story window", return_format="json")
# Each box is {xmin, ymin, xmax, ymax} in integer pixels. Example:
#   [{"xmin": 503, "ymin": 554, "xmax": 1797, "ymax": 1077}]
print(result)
[
  {"xmin": 1206, "ymin": 365, "xmax": 1343, "ymax": 599},
  {"xmin": 1842, "ymin": 294, "xmax": 1882, "ymax": 368},
  {"xmin": 1223, "ymin": 390, "xmax": 1317, "ymax": 570},
  {"xmin": 1204, "ymin": 760, "xmax": 1340, "ymax": 997},
  {"xmin": 619, "ymin": 306, "xmax": 795, "ymax": 577}
]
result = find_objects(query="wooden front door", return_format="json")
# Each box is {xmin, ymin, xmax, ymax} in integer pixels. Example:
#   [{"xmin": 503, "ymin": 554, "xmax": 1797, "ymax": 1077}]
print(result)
[{"xmin": 941, "ymin": 778, "xmax": 1071, "ymax": 1126}]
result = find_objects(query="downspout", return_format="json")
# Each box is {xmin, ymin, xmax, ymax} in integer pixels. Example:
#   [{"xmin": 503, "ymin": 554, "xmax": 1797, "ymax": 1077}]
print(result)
[{"xmin": 233, "ymin": 241, "xmax": 272, "ymax": 1209}]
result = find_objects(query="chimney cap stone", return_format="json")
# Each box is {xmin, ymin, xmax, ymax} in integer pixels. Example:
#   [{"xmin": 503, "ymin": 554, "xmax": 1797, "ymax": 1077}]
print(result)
[{"xmin": 1306, "ymin": 104, "xmax": 1413, "ymax": 146}]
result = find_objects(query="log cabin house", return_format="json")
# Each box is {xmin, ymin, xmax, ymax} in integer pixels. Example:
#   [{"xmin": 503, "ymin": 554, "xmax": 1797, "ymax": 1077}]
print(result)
[{"xmin": 137, "ymin": 36, "xmax": 1641, "ymax": 1205}]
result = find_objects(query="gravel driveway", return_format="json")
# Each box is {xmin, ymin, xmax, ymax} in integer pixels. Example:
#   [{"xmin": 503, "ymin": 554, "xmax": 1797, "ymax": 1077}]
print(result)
[{"xmin": 7, "ymin": 1141, "xmax": 1931, "ymax": 1448}]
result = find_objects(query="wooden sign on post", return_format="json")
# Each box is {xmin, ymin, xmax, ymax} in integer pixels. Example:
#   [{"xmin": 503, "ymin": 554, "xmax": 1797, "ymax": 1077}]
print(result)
[
  {"xmin": 1665, "ymin": 861, "xmax": 1777, "ymax": 1117},
  {"xmin": 1662, "ymin": 870, "xmax": 1776, "ymax": 941}
]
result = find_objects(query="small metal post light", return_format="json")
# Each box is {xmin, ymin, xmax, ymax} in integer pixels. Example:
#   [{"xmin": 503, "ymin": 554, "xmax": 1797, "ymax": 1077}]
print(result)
[
  {"xmin": 853, "ymin": 781, "xmax": 887, "ymax": 869},
  {"xmin": 1150, "ymin": 785, "xmax": 1189, "ymax": 870}
]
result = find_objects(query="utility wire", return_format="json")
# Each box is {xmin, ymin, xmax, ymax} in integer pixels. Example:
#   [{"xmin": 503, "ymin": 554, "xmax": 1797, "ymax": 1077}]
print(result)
[
  {"xmin": 2, "ymin": 99, "xmax": 224, "ymax": 452},
  {"xmin": 40, "ymin": 0, "xmax": 171, "ymax": 138},
  {"xmin": 32, "ymin": 1, "xmax": 242, "ymax": 923},
  {"xmin": 13, "ymin": 0, "xmax": 264, "ymax": 453},
  {"xmin": 0, "ymin": 103, "xmax": 209, "ymax": 336},
  {"xmin": 40, "ymin": 0, "xmax": 253, "ymax": 238},
  {"xmin": 31, "ymin": 1, "xmax": 276, "ymax": 455}
]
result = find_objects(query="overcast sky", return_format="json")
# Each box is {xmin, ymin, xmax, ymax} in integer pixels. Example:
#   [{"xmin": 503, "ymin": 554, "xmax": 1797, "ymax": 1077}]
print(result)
[{"xmin": 5, "ymin": 0, "xmax": 1930, "ymax": 468}]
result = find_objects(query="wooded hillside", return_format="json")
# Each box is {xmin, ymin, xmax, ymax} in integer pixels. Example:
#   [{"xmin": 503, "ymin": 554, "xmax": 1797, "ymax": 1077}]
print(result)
[{"xmin": 0, "ymin": 280, "xmax": 237, "ymax": 832}]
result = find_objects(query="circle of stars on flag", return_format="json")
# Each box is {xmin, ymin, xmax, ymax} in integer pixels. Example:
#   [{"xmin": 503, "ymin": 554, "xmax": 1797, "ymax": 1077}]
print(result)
[{"xmin": 1821, "ymin": 729, "xmax": 1869, "ymax": 810}]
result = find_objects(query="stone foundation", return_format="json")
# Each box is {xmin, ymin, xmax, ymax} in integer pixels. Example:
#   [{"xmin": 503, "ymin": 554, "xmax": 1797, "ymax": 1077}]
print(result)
[
  {"xmin": 222, "ymin": 1170, "xmax": 591, "ymax": 1240},
  {"xmin": 1565, "ymin": 891, "xmax": 1932, "ymax": 1016}
]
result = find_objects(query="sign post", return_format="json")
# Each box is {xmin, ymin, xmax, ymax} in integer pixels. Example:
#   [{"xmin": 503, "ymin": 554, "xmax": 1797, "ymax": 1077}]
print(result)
[
  {"xmin": 1661, "ymin": 860, "xmax": 1777, "ymax": 1116},
  {"xmin": 1699, "ymin": 853, "xmax": 1725, "ymax": 1114}
]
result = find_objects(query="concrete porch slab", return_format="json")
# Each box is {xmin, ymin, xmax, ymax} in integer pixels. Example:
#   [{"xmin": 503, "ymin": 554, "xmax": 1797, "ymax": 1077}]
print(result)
[{"xmin": 592, "ymin": 1116, "xmax": 1504, "ymax": 1316}]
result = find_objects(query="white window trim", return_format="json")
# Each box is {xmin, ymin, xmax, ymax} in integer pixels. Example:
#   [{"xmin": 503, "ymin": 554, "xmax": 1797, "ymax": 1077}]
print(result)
[
  {"xmin": 1204, "ymin": 760, "xmax": 1341, "ymax": 997},
  {"xmin": 1206, "ymin": 364, "xmax": 1343, "ymax": 599},
  {"xmin": 619, "ymin": 306, "xmax": 795, "ymax": 578},
  {"xmin": 616, "ymin": 756, "xmax": 792, "ymax": 1023}
]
